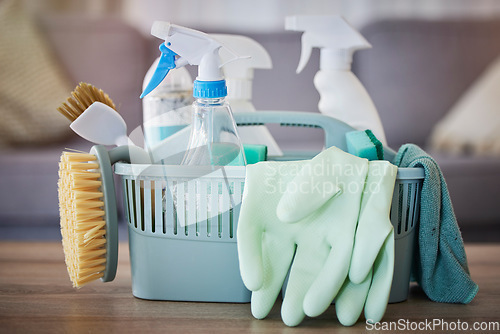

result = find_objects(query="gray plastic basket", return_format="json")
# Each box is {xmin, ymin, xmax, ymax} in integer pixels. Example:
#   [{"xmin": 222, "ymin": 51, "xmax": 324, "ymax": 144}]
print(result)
[{"xmin": 114, "ymin": 111, "xmax": 424, "ymax": 303}]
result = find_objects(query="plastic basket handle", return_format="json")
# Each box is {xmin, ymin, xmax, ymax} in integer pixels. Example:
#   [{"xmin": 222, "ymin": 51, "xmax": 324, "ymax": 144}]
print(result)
[{"xmin": 234, "ymin": 111, "xmax": 355, "ymax": 150}]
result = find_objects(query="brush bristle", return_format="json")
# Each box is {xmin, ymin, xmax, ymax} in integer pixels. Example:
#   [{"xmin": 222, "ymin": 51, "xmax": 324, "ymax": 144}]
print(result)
[
  {"xmin": 58, "ymin": 151, "xmax": 108, "ymax": 288},
  {"xmin": 57, "ymin": 83, "xmax": 116, "ymax": 122}
]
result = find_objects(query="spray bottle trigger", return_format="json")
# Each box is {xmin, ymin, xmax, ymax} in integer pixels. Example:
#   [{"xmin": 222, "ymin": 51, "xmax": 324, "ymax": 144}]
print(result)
[
  {"xmin": 215, "ymin": 41, "xmax": 251, "ymax": 69},
  {"xmin": 219, "ymin": 54, "xmax": 251, "ymax": 69},
  {"xmin": 140, "ymin": 43, "xmax": 178, "ymax": 98},
  {"xmin": 296, "ymin": 34, "xmax": 313, "ymax": 74}
]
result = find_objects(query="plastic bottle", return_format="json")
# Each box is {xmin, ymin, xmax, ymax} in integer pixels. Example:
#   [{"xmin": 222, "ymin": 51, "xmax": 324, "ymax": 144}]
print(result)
[
  {"xmin": 141, "ymin": 21, "xmax": 246, "ymax": 167},
  {"xmin": 141, "ymin": 22, "xmax": 248, "ymax": 229},
  {"xmin": 211, "ymin": 34, "xmax": 283, "ymax": 156},
  {"xmin": 142, "ymin": 59, "xmax": 193, "ymax": 148},
  {"xmin": 286, "ymin": 15, "xmax": 387, "ymax": 145},
  {"xmin": 182, "ymin": 87, "xmax": 245, "ymax": 166}
]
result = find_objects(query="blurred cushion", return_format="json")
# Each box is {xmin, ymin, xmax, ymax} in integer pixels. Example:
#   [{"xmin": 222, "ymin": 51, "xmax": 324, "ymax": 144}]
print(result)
[
  {"xmin": 430, "ymin": 55, "xmax": 500, "ymax": 156},
  {"xmin": 0, "ymin": 0, "xmax": 71, "ymax": 146},
  {"xmin": 355, "ymin": 19, "xmax": 500, "ymax": 148}
]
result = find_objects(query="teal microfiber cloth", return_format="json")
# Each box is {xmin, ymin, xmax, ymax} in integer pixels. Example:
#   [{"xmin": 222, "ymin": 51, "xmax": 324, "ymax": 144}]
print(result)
[
  {"xmin": 393, "ymin": 144, "xmax": 478, "ymax": 304},
  {"xmin": 346, "ymin": 129, "xmax": 384, "ymax": 161}
]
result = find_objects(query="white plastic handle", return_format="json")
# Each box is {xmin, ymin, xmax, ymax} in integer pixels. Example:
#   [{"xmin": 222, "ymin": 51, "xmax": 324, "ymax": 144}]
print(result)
[{"xmin": 70, "ymin": 102, "xmax": 128, "ymax": 146}]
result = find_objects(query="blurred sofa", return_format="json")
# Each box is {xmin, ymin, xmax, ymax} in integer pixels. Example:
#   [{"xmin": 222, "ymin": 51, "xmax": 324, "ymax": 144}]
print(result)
[
  {"xmin": 0, "ymin": 14, "xmax": 498, "ymax": 239},
  {"xmin": 354, "ymin": 19, "xmax": 500, "ymax": 229}
]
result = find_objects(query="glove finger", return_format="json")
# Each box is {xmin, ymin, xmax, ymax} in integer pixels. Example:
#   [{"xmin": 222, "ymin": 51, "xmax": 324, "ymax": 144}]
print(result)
[
  {"xmin": 237, "ymin": 213, "xmax": 264, "ymax": 291},
  {"xmin": 365, "ymin": 230, "xmax": 395, "ymax": 324},
  {"xmin": 350, "ymin": 224, "xmax": 392, "ymax": 284},
  {"xmin": 350, "ymin": 161, "xmax": 397, "ymax": 284},
  {"xmin": 303, "ymin": 243, "xmax": 352, "ymax": 317},
  {"xmin": 237, "ymin": 164, "xmax": 269, "ymax": 291},
  {"xmin": 335, "ymin": 270, "xmax": 372, "ymax": 326},
  {"xmin": 281, "ymin": 243, "xmax": 330, "ymax": 326},
  {"xmin": 251, "ymin": 237, "xmax": 295, "ymax": 320}
]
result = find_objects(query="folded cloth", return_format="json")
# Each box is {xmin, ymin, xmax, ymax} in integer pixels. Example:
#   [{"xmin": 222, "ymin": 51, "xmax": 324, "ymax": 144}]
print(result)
[{"xmin": 393, "ymin": 144, "xmax": 478, "ymax": 303}]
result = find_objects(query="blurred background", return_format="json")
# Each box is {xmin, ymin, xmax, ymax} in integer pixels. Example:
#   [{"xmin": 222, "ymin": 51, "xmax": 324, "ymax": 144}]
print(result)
[{"xmin": 1, "ymin": 0, "xmax": 499, "ymax": 241}]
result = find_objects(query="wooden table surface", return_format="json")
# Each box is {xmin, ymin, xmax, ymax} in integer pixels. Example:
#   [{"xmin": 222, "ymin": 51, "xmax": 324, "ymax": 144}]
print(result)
[{"xmin": 0, "ymin": 242, "xmax": 499, "ymax": 333}]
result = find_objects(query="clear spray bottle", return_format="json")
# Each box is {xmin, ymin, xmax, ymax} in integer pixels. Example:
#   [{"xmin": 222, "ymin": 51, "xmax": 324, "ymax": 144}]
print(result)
[
  {"xmin": 141, "ymin": 22, "xmax": 247, "ymax": 233},
  {"xmin": 141, "ymin": 21, "xmax": 246, "ymax": 168}
]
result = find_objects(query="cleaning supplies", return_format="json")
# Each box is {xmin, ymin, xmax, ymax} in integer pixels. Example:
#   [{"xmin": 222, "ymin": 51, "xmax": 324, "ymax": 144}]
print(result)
[
  {"xmin": 393, "ymin": 144, "xmax": 478, "ymax": 304},
  {"xmin": 346, "ymin": 129, "xmax": 384, "ymax": 160},
  {"xmin": 142, "ymin": 59, "xmax": 193, "ymax": 148},
  {"xmin": 238, "ymin": 147, "xmax": 369, "ymax": 326},
  {"xmin": 57, "ymin": 84, "xmax": 153, "ymax": 287},
  {"xmin": 211, "ymin": 34, "xmax": 282, "ymax": 156},
  {"xmin": 285, "ymin": 15, "xmax": 387, "ymax": 145},
  {"xmin": 141, "ymin": 22, "xmax": 246, "ymax": 167}
]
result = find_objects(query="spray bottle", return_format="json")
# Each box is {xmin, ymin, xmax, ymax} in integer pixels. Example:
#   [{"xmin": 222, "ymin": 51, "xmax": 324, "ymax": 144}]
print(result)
[
  {"xmin": 142, "ymin": 61, "xmax": 193, "ymax": 148},
  {"xmin": 286, "ymin": 15, "xmax": 387, "ymax": 145},
  {"xmin": 141, "ymin": 21, "xmax": 246, "ymax": 167},
  {"xmin": 211, "ymin": 34, "xmax": 283, "ymax": 156}
]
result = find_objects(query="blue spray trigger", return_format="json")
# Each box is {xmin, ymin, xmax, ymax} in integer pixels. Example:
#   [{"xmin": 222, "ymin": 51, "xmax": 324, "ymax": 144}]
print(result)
[{"xmin": 140, "ymin": 43, "xmax": 178, "ymax": 98}]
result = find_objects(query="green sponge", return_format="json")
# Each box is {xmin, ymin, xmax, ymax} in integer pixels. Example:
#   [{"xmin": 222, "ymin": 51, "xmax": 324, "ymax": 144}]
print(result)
[
  {"xmin": 346, "ymin": 129, "xmax": 384, "ymax": 160},
  {"xmin": 243, "ymin": 144, "xmax": 268, "ymax": 164}
]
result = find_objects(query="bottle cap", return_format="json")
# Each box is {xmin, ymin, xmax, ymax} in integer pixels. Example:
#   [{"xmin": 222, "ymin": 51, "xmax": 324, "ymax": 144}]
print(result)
[{"xmin": 193, "ymin": 80, "xmax": 227, "ymax": 98}]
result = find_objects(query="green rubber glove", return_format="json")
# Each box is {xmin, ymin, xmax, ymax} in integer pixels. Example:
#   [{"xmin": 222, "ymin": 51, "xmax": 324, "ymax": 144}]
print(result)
[
  {"xmin": 237, "ymin": 147, "xmax": 369, "ymax": 326},
  {"xmin": 334, "ymin": 161, "xmax": 397, "ymax": 326}
]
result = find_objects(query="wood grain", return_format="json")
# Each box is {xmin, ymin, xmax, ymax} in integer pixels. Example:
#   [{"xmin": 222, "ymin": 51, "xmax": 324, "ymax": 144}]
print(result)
[{"xmin": 0, "ymin": 242, "xmax": 499, "ymax": 333}]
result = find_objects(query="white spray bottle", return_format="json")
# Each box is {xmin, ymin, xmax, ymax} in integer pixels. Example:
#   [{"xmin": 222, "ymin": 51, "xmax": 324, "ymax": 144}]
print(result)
[
  {"xmin": 141, "ymin": 21, "xmax": 247, "ymax": 167},
  {"xmin": 211, "ymin": 34, "xmax": 283, "ymax": 156},
  {"xmin": 286, "ymin": 15, "xmax": 387, "ymax": 145}
]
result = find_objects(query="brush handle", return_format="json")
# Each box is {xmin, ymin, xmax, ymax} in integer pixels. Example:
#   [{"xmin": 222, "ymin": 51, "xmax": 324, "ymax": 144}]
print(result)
[
  {"xmin": 90, "ymin": 145, "xmax": 120, "ymax": 283},
  {"xmin": 108, "ymin": 145, "xmax": 151, "ymax": 165},
  {"xmin": 91, "ymin": 145, "xmax": 152, "ymax": 283}
]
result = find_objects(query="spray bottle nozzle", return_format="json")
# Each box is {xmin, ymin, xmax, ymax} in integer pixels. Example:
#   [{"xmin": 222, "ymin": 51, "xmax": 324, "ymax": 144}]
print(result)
[
  {"xmin": 285, "ymin": 15, "xmax": 371, "ymax": 72},
  {"xmin": 140, "ymin": 44, "xmax": 178, "ymax": 98},
  {"xmin": 140, "ymin": 21, "xmax": 249, "ymax": 100}
]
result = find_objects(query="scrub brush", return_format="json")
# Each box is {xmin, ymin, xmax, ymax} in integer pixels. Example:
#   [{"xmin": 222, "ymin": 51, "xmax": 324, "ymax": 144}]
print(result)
[
  {"xmin": 57, "ymin": 83, "xmax": 129, "ymax": 146},
  {"xmin": 56, "ymin": 83, "xmax": 151, "ymax": 287},
  {"xmin": 57, "ymin": 82, "xmax": 116, "ymax": 122},
  {"xmin": 58, "ymin": 146, "xmax": 120, "ymax": 287},
  {"xmin": 58, "ymin": 144, "xmax": 151, "ymax": 288}
]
